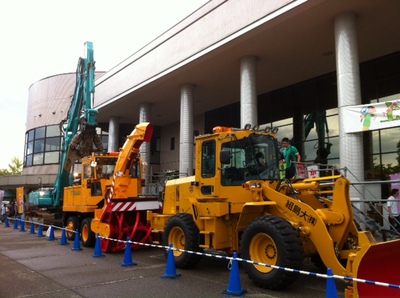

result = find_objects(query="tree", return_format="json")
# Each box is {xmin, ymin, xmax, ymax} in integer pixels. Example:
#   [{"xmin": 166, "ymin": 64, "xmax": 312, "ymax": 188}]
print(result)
[{"xmin": 0, "ymin": 157, "xmax": 23, "ymax": 175}]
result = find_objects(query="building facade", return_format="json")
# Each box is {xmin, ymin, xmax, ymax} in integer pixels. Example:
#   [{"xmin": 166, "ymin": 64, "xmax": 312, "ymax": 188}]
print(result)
[{"xmin": 1, "ymin": 0, "xmax": 399, "ymax": 203}]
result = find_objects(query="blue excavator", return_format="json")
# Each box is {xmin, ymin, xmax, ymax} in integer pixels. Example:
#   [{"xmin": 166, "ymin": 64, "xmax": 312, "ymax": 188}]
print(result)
[{"xmin": 27, "ymin": 41, "xmax": 103, "ymax": 218}]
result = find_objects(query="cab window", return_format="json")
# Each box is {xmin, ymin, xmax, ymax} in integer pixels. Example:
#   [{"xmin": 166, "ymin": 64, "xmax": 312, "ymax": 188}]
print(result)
[{"xmin": 202, "ymin": 140, "xmax": 216, "ymax": 178}]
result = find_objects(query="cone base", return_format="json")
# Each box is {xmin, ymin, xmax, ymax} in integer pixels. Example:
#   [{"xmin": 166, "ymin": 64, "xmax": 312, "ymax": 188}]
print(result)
[
  {"xmin": 161, "ymin": 273, "xmax": 181, "ymax": 279},
  {"xmin": 222, "ymin": 289, "xmax": 247, "ymax": 297},
  {"xmin": 120, "ymin": 262, "xmax": 137, "ymax": 267}
]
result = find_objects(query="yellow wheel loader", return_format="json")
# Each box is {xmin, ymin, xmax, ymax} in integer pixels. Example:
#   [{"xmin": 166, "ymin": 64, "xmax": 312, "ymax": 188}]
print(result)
[{"xmin": 148, "ymin": 125, "xmax": 400, "ymax": 297}]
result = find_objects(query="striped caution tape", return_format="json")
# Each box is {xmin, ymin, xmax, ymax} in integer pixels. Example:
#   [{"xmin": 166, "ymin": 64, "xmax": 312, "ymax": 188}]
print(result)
[
  {"xmin": 103, "ymin": 235, "xmax": 400, "ymax": 291},
  {"xmin": 11, "ymin": 218, "xmax": 400, "ymax": 291}
]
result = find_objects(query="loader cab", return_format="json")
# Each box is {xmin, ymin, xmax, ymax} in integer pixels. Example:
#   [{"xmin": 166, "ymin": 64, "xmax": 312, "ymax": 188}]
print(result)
[{"xmin": 220, "ymin": 133, "xmax": 280, "ymax": 186}]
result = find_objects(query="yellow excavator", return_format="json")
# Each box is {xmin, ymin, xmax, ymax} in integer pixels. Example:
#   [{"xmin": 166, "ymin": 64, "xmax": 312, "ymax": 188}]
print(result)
[{"xmin": 148, "ymin": 124, "xmax": 400, "ymax": 297}]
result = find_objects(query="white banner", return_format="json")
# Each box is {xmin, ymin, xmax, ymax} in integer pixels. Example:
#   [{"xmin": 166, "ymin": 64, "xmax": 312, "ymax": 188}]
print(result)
[{"xmin": 341, "ymin": 99, "xmax": 400, "ymax": 133}]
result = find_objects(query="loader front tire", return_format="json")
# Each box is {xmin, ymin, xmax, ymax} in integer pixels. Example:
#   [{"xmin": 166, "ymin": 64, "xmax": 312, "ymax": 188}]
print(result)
[
  {"xmin": 66, "ymin": 216, "xmax": 78, "ymax": 241},
  {"xmin": 163, "ymin": 214, "xmax": 203, "ymax": 269},
  {"xmin": 241, "ymin": 215, "xmax": 303, "ymax": 290},
  {"xmin": 81, "ymin": 217, "xmax": 96, "ymax": 247}
]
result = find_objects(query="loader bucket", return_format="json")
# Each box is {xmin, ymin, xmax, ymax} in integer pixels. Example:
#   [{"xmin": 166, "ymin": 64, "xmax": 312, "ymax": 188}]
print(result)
[{"xmin": 354, "ymin": 239, "xmax": 400, "ymax": 297}]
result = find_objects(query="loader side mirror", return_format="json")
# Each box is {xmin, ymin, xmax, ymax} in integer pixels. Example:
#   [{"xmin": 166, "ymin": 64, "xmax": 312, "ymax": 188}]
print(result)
[{"xmin": 220, "ymin": 150, "xmax": 231, "ymax": 165}]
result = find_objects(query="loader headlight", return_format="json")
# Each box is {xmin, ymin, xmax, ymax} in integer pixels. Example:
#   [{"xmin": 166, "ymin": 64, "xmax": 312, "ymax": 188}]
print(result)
[
  {"xmin": 251, "ymin": 183, "xmax": 262, "ymax": 189},
  {"xmin": 242, "ymin": 182, "xmax": 262, "ymax": 189}
]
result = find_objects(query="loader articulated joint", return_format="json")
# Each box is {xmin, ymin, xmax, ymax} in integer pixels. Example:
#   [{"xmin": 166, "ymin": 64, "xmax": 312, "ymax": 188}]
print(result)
[{"xmin": 298, "ymin": 226, "xmax": 310, "ymax": 236}]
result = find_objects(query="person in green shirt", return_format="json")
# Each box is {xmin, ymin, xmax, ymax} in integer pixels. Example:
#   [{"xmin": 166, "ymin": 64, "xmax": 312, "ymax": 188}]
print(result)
[{"xmin": 281, "ymin": 137, "xmax": 301, "ymax": 179}]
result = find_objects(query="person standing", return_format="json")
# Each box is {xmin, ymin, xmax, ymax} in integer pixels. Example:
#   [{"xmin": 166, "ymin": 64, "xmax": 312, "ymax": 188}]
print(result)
[
  {"xmin": 387, "ymin": 188, "xmax": 400, "ymax": 231},
  {"xmin": 1, "ymin": 203, "xmax": 6, "ymax": 223},
  {"xmin": 8, "ymin": 201, "xmax": 15, "ymax": 218},
  {"xmin": 281, "ymin": 137, "xmax": 301, "ymax": 179}
]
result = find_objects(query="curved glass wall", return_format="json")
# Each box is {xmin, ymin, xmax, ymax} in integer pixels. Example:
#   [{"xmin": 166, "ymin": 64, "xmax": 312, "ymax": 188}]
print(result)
[
  {"xmin": 24, "ymin": 125, "xmax": 109, "ymax": 168},
  {"xmin": 24, "ymin": 125, "xmax": 61, "ymax": 167}
]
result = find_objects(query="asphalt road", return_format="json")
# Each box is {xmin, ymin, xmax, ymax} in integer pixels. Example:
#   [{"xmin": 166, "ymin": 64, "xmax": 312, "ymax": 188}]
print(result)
[{"xmin": 0, "ymin": 221, "xmax": 345, "ymax": 298}]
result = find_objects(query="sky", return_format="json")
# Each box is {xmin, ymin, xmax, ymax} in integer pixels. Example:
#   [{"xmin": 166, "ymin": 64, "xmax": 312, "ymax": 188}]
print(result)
[{"xmin": 0, "ymin": 0, "xmax": 207, "ymax": 169}]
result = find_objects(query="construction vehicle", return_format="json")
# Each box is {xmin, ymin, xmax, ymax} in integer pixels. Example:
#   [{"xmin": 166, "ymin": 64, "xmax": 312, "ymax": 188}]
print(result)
[
  {"xmin": 64, "ymin": 122, "xmax": 160, "ymax": 252},
  {"xmin": 303, "ymin": 111, "xmax": 332, "ymax": 165},
  {"xmin": 27, "ymin": 41, "xmax": 102, "ymax": 223},
  {"xmin": 27, "ymin": 42, "xmax": 160, "ymax": 252},
  {"xmin": 148, "ymin": 124, "xmax": 400, "ymax": 298}
]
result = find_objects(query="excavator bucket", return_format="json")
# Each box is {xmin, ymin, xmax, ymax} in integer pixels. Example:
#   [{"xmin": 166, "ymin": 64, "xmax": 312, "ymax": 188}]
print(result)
[{"xmin": 352, "ymin": 239, "xmax": 400, "ymax": 297}]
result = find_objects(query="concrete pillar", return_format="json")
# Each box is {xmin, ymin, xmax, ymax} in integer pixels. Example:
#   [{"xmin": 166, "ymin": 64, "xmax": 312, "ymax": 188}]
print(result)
[
  {"xmin": 334, "ymin": 12, "xmax": 364, "ymax": 198},
  {"xmin": 108, "ymin": 117, "xmax": 120, "ymax": 152},
  {"xmin": 180, "ymin": 84, "xmax": 194, "ymax": 177},
  {"xmin": 139, "ymin": 103, "xmax": 151, "ymax": 194},
  {"xmin": 240, "ymin": 56, "xmax": 258, "ymax": 128}
]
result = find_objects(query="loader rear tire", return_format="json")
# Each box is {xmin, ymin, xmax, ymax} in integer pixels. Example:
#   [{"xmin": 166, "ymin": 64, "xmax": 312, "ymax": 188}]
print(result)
[
  {"xmin": 163, "ymin": 214, "xmax": 203, "ymax": 269},
  {"xmin": 241, "ymin": 215, "xmax": 303, "ymax": 290},
  {"xmin": 81, "ymin": 217, "xmax": 96, "ymax": 247},
  {"xmin": 66, "ymin": 216, "xmax": 78, "ymax": 241}
]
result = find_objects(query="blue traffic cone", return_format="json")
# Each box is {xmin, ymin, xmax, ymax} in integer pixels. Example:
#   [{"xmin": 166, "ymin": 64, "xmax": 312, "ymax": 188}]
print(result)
[
  {"xmin": 326, "ymin": 268, "xmax": 339, "ymax": 298},
  {"xmin": 19, "ymin": 219, "xmax": 26, "ymax": 232},
  {"xmin": 161, "ymin": 244, "xmax": 181, "ymax": 279},
  {"xmin": 120, "ymin": 237, "xmax": 136, "ymax": 266},
  {"xmin": 93, "ymin": 234, "xmax": 105, "ymax": 258},
  {"xmin": 29, "ymin": 222, "xmax": 36, "ymax": 234},
  {"xmin": 37, "ymin": 223, "xmax": 45, "ymax": 237},
  {"xmin": 13, "ymin": 218, "xmax": 18, "ymax": 229},
  {"xmin": 222, "ymin": 252, "xmax": 246, "ymax": 296},
  {"xmin": 71, "ymin": 229, "xmax": 82, "ymax": 251},
  {"xmin": 48, "ymin": 225, "xmax": 56, "ymax": 241},
  {"xmin": 5, "ymin": 218, "xmax": 10, "ymax": 228},
  {"xmin": 60, "ymin": 227, "xmax": 69, "ymax": 245}
]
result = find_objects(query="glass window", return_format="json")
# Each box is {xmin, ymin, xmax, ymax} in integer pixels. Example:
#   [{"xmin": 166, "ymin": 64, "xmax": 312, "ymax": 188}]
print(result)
[
  {"xmin": 380, "ymin": 127, "xmax": 399, "ymax": 153},
  {"xmin": 45, "ymin": 137, "xmax": 61, "ymax": 151},
  {"xmin": 26, "ymin": 141, "xmax": 33, "ymax": 155},
  {"xmin": 26, "ymin": 154, "xmax": 32, "ymax": 167},
  {"xmin": 274, "ymin": 119, "xmax": 293, "ymax": 144},
  {"xmin": 34, "ymin": 139, "xmax": 45, "ymax": 153},
  {"xmin": 45, "ymin": 152, "xmax": 59, "ymax": 164},
  {"xmin": 35, "ymin": 127, "xmax": 45, "ymax": 139},
  {"xmin": 101, "ymin": 136, "xmax": 109, "ymax": 151},
  {"xmin": 202, "ymin": 140, "xmax": 216, "ymax": 178},
  {"xmin": 84, "ymin": 164, "xmax": 92, "ymax": 180},
  {"xmin": 33, "ymin": 153, "xmax": 44, "ymax": 165},
  {"xmin": 47, "ymin": 125, "xmax": 61, "ymax": 137},
  {"xmin": 371, "ymin": 130, "xmax": 380, "ymax": 154},
  {"xmin": 27, "ymin": 130, "xmax": 34, "ymax": 142},
  {"xmin": 326, "ymin": 113, "xmax": 339, "ymax": 137},
  {"xmin": 220, "ymin": 133, "xmax": 280, "ymax": 186}
]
